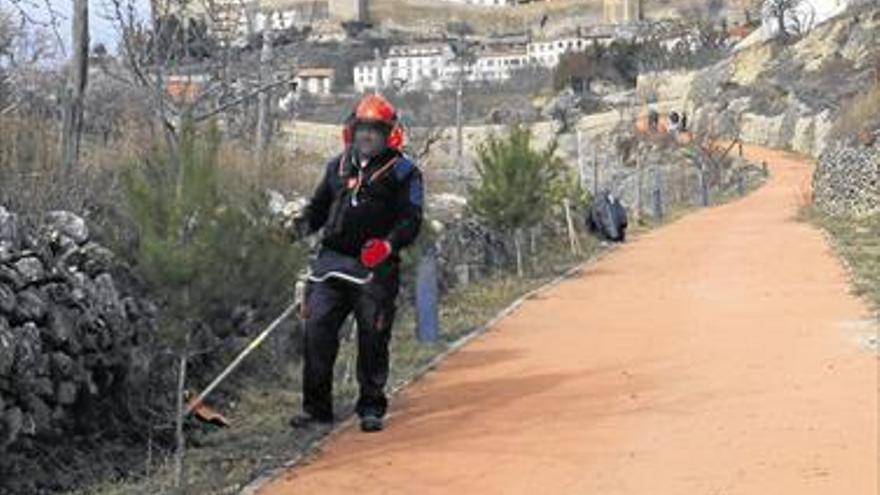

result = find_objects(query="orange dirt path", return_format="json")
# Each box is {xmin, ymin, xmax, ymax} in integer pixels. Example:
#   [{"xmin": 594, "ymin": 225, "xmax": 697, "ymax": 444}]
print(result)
[{"xmin": 259, "ymin": 146, "xmax": 878, "ymax": 495}]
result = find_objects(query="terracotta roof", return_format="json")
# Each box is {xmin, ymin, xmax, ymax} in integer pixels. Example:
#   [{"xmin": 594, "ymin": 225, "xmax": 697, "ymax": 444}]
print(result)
[{"xmin": 728, "ymin": 24, "xmax": 754, "ymax": 39}]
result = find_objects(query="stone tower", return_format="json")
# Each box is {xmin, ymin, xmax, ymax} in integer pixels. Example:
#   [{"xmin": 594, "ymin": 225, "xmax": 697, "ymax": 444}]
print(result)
[
  {"xmin": 603, "ymin": 0, "xmax": 643, "ymax": 24},
  {"xmin": 329, "ymin": 0, "xmax": 368, "ymax": 23}
]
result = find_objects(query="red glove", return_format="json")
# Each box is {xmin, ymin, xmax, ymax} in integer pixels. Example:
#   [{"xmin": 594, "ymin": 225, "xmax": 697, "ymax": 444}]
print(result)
[{"xmin": 360, "ymin": 239, "xmax": 392, "ymax": 268}]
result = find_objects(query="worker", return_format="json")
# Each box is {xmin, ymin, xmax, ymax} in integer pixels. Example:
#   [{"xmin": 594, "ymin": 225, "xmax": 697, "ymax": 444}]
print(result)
[{"xmin": 287, "ymin": 94, "xmax": 423, "ymax": 433}]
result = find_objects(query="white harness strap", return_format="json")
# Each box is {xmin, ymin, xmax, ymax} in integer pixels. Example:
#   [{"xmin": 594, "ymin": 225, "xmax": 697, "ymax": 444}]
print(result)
[{"xmin": 307, "ymin": 270, "xmax": 373, "ymax": 285}]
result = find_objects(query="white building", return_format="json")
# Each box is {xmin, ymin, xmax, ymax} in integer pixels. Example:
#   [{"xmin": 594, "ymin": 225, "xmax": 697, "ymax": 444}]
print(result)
[
  {"xmin": 353, "ymin": 60, "xmax": 382, "ymax": 92},
  {"xmin": 354, "ymin": 43, "xmax": 456, "ymax": 92},
  {"xmin": 470, "ymin": 48, "xmax": 529, "ymax": 82},
  {"xmin": 527, "ymin": 37, "xmax": 593, "ymax": 68},
  {"xmin": 353, "ymin": 34, "xmax": 622, "ymax": 93},
  {"xmin": 294, "ymin": 68, "xmax": 335, "ymax": 96}
]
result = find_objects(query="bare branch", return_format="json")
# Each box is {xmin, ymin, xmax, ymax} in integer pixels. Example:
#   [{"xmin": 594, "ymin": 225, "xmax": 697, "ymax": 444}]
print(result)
[{"xmin": 191, "ymin": 74, "xmax": 298, "ymax": 123}]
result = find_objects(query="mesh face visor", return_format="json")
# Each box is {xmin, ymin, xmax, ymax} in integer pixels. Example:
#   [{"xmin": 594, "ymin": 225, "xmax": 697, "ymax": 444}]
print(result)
[{"xmin": 352, "ymin": 120, "xmax": 393, "ymax": 136}]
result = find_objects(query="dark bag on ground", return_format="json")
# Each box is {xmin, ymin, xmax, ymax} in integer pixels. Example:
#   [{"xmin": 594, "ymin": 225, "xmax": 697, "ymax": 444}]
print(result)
[{"xmin": 587, "ymin": 190, "xmax": 628, "ymax": 242}]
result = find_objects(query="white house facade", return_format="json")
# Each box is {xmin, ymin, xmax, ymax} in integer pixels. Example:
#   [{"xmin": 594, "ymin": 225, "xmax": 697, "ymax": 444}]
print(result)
[
  {"xmin": 353, "ymin": 34, "xmax": 624, "ymax": 93},
  {"xmin": 354, "ymin": 43, "xmax": 455, "ymax": 92},
  {"xmin": 527, "ymin": 37, "xmax": 593, "ymax": 68},
  {"xmin": 471, "ymin": 48, "xmax": 530, "ymax": 82},
  {"xmin": 295, "ymin": 68, "xmax": 335, "ymax": 96}
]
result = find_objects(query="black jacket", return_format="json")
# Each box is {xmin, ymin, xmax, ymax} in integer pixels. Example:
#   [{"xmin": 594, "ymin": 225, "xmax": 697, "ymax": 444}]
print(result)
[{"xmin": 300, "ymin": 147, "xmax": 424, "ymax": 259}]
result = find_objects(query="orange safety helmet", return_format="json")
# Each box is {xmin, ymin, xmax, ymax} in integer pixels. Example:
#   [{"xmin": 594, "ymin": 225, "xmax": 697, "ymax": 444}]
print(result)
[{"xmin": 342, "ymin": 94, "xmax": 405, "ymax": 149}]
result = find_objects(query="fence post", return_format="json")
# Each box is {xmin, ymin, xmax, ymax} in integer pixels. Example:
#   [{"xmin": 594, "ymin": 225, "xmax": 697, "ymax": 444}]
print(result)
[
  {"xmin": 577, "ymin": 129, "xmax": 586, "ymax": 191},
  {"xmin": 653, "ymin": 168, "xmax": 663, "ymax": 222},
  {"xmin": 737, "ymin": 170, "xmax": 745, "ymax": 196},
  {"xmin": 415, "ymin": 247, "xmax": 440, "ymax": 343},
  {"xmin": 513, "ymin": 229, "xmax": 524, "ymax": 278},
  {"xmin": 593, "ymin": 144, "xmax": 599, "ymax": 197},
  {"xmin": 563, "ymin": 198, "xmax": 581, "ymax": 256},
  {"xmin": 454, "ymin": 263, "xmax": 470, "ymax": 287},
  {"xmin": 635, "ymin": 154, "xmax": 644, "ymax": 222},
  {"xmin": 529, "ymin": 227, "xmax": 537, "ymax": 255},
  {"xmin": 698, "ymin": 156, "xmax": 709, "ymax": 207}
]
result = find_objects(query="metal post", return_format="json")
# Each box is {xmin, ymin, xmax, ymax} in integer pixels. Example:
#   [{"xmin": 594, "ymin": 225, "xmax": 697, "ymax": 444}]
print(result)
[{"xmin": 415, "ymin": 247, "xmax": 440, "ymax": 343}]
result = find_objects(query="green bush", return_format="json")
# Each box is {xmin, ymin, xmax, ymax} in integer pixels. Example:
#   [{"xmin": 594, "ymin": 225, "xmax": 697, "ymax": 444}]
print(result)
[
  {"xmin": 124, "ymin": 121, "xmax": 306, "ymax": 352},
  {"xmin": 468, "ymin": 124, "xmax": 582, "ymax": 232}
]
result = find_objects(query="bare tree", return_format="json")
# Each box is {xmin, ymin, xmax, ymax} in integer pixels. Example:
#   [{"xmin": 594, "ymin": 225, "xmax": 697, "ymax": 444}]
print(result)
[
  {"xmin": 0, "ymin": 10, "xmax": 57, "ymax": 115},
  {"xmin": 60, "ymin": 0, "xmax": 89, "ymax": 172},
  {"xmin": 677, "ymin": 0, "xmax": 730, "ymax": 51},
  {"xmin": 763, "ymin": 0, "xmax": 804, "ymax": 39}
]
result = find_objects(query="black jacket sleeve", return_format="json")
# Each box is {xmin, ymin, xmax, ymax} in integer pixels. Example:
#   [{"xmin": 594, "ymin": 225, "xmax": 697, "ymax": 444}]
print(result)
[
  {"xmin": 386, "ymin": 163, "xmax": 424, "ymax": 251},
  {"xmin": 298, "ymin": 158, "xmax": 338, "ymax": 235}
]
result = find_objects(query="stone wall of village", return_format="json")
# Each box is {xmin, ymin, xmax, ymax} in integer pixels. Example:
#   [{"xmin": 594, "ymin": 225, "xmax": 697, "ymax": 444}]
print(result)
[
  {"xmin": 0, "ymin": 209, "xmax": 157, "ymax": 475},
  {"xmin": 813, "ymin": 142, "xmax": 880, "ymax": 217}
]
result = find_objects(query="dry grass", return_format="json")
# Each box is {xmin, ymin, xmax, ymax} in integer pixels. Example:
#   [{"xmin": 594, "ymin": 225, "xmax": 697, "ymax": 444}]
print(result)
[
  {"xmin": 217, "ymin": 141, "xmax": 328, "ymax": 197},
  {"xmin": 0, "ymin": 115, "xmax": 60, "ymax": 172},
  {"xmin": 80, "ymin": 231, "xmax": 603, "ymax": 495},
  {"xmin": 833, "ymin": 80, "xmax": 880, "ymax": 142},
  {"xmin": 803, "ymin": 207, "xmax": 880, "ymax": 314}
]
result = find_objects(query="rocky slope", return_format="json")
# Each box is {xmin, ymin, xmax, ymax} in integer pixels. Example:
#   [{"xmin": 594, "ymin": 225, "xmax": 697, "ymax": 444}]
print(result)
[{"xmin": 684, "ymin": 4, "xmax": 880, "ymax": 157}]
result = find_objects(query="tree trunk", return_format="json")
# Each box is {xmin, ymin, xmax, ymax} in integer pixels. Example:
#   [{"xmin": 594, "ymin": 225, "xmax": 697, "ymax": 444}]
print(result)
[
  {"xmin": 173, "ymin": 332, "xmax": 189, "ymax": 490},
  {"xmin": 256, "ymin": 22, "xmax": 274, "ymax": 165},
  {"xmin": 60, "ymin": 0, "xmax": 89, "ymax": 173},
  {"xmin": 776, "ymin": 9, "xmax": 787, "ymax": 38}
]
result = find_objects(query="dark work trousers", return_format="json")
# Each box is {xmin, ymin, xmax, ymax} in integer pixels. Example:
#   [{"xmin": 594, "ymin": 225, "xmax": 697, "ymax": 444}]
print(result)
[{"xmin": 302, "ymin": 266, "xmax": 399, "ymax": 419}]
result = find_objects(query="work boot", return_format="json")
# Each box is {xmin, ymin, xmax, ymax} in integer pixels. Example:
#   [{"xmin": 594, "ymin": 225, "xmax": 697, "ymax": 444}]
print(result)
[
  {"xmin": 359, "ymin": 414, "xmax": 384, "ymax": 433},
  {"xmin": 289, "ymin": 411, "xmax": 334, "ymax": 429}
]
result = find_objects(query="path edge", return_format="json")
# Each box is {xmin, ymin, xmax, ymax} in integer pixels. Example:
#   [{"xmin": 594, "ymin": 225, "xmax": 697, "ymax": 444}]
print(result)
[{"xmin": 239, "ymin": 245, "xmax": 617, "ymax": 495}]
